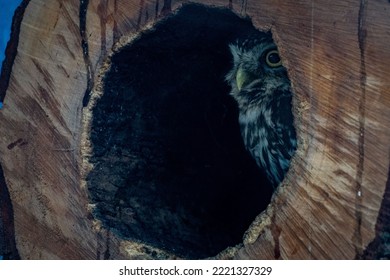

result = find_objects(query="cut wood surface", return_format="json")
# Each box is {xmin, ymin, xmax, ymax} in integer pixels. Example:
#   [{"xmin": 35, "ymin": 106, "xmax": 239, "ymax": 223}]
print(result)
[{"xmin": 0, "ymin": 0, "xmax": 389, "ymax": 259}]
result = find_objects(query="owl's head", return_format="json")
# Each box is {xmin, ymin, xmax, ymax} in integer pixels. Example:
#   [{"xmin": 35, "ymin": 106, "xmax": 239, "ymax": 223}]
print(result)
[{"xmin": 225, "ymin": 31, "xmax": 291, "ymax": 108}]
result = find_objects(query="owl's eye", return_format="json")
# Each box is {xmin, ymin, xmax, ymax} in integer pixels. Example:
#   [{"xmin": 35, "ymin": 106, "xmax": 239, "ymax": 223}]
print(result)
[{"xmin": 265, "ymin": 50, "xmax": 282, "ymax": 68}]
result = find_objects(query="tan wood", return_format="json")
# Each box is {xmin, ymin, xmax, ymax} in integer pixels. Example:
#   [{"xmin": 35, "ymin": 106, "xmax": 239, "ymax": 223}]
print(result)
[{"xmin": 0, "ymin": 0, "xmax": 389, "ymax": 259}]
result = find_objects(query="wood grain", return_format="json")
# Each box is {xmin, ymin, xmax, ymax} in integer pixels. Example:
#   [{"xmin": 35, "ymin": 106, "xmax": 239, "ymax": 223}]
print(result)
[{"xmin": 0, "ymin": 0, "xmax": 389, "ymax": 259}]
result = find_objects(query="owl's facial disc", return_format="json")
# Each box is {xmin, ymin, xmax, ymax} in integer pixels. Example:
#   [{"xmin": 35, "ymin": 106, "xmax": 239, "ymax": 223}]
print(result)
[{"xmin": 236, "ymin": 49, "xmax": 283, "ymax": 91}]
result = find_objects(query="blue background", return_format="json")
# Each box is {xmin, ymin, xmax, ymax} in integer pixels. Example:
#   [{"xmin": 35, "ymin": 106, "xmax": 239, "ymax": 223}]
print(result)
[
  {"xmin": 0, "ymin": 1, "xmax": 23, "ymax": 251},
  {"xmin": 0, "ymin": 0, "xmax": 23, "ymax": 68}
]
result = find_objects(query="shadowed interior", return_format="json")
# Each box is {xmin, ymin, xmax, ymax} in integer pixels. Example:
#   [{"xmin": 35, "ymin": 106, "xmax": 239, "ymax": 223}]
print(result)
[{"xmin": 87, "ymin": 4, "xmax": 274, "ymax": 259}]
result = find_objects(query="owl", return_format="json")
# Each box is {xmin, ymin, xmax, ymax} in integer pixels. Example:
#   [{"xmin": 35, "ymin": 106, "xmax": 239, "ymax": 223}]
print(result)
[{"xmin": 225, "ymin": 31, "xmax": 297, "ymax": 187}]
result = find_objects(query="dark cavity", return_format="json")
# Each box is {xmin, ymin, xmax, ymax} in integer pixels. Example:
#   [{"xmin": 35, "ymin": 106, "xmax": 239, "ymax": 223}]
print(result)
[{"xmin": 87, "ymin": 3, "xmax": 274, "ymax": 259}]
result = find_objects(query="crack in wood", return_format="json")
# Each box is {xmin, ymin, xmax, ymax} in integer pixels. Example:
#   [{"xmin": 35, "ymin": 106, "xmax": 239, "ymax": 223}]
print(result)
[
  {"xmin": 7, "ymin": 138, "xmax": 24, "ymax": 150},
  {"xmin": 104, "ymin": 230, "xmax": 111, "ymax": 259},
  {"xmin": 113, "ymin": 0, "xmax": 119, "ymax": 43},
  {"xmin": 80, "ymin": 0, "xmax": 94, "ymax": 107},
  {"xmin": 155, "ymin": 0, "xmax": 160, "ymax": 19},
  {"xmin": 161, "ymin": 0, "xmax": 172, "ymax": 16},
  {"xmin": 271, "ymin": 212, "xmax": 281, "ymax": 259},
  {"xmin": 228, "ymin": 0, "xmax": 233, "ymax": 10},
  {"xmin": 354, "ymin": 0, "xmax": 367, "ymax": 257},
  {"xmin": 240, "ymin": 0, "xmax": 248, "ymax": 15},
  {"xmin": 136, "ymin": 0, "xmax": 145, "ymax": 30},
  {"xmin": 95, "ymin": 229, "xmax": 112, "ymax": 260},
  {"xmin": 97, "ymin": 0, "xmax": 108, "ymax": 57}
]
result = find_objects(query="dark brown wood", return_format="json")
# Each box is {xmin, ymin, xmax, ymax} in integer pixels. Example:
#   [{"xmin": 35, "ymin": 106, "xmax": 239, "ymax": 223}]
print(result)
[{"xmin": 0, "ymin": 0, "xmax": 389, "ymax": 259}]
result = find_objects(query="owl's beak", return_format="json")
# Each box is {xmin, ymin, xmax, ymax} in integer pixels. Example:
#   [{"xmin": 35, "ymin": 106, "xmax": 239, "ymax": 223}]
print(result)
[{"xmin": 236, "ymin": 67, "xmax": 252, "ymax": 91}]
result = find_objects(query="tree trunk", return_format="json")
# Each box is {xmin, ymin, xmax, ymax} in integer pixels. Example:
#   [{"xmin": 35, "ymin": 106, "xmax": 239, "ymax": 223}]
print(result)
[{"xmin": 0, "ymin": 0, "xmax": 389, "ymax": 259}]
